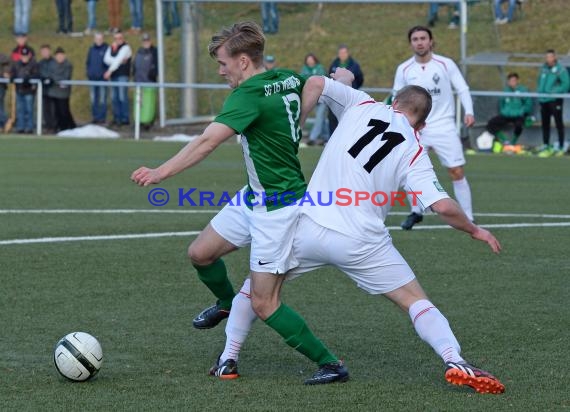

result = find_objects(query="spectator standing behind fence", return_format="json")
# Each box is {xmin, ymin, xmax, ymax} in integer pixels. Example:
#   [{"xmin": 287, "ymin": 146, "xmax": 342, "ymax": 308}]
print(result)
[
  {"xmin": 38, "ymin": 45, "xmax": 58, "ymax": 133},
  {"xmin": 86, "ymin": 32, "xmax": 109, "ymax": 125},
  {"xmin": 104, "ymin": 31, "xmax": 132, "ymax": 126},
  {"xmin": 494, "ymin": 0, "xmax": 516, "ymax": 25},
  {"xmin": 84, "ymin": 0, "xmax": 98, "ymax": 35},
  {"xmin": 11, "ymin": 34, "xmax": 35, "ymax": 63},
  {"xmin": 260, "ymin": 2, "xmax": 279, "ymax": 34},
  {"xmin": 300, "ymin": 53, "xmax": 328, "ymax": 145},
  {"xmin": 55, "ymin": 0, "xmax": 73, "ymax": 34},
  {"xmin": 108, "ymin": 0, "xmax": 122, "ymax": 33},
  {"xmin": 132, "ymin": 33, "xmax": 158, "ymax": 129},
  {"xmin": 0, "ymin": 54, "xmax": 10, "ymax": 130},
  {"xmin": 427, "ymin": 2, "xmax": 460, "ymax": 29},
  {"xmin": 10, "ymin": 47, "xmax": 38, "ymax": 134},
  {"xmin": 263, "ymin": 54, "xmax": 277, "ymax": 70},
  {"xmin": 14, "ymin": 0, "xmax": 31, "ymax": 35},
  {"xmin": 163, "ymin": 0, "xmax": 180, "ymax": 36},
  {"xmin": 536, "ymin": 49, "xmax": 570, "ymax": 157},
  {"xmin": 327, "ymin": 44, "xmax": 363, "ymax": 134},
  {"xmin": 477, "ymin": 73, "xmax": 533, "ymax": 153},
  {"xmin": 128, "ymin": 0, "xmax": 143, "ymax": 34},
  {"xmin": 48, "ymin": 47, "xmax": 76, "ymax": 132}
]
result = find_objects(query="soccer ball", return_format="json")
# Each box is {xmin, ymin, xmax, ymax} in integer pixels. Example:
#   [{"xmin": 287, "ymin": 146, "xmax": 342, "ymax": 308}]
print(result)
[{"xmin": 53, "ymin": 332, "xmax": 103, "ymax": 381}]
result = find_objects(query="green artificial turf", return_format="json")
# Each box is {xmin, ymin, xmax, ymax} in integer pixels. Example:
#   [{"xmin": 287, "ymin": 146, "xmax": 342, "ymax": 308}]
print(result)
[{"xmin": 0, "ymin": 136, "xmax": 568, "ymax": 411}]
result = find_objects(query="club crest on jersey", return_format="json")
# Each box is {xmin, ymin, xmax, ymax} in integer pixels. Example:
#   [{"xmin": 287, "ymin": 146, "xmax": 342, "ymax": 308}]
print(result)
[{"xmin": 432, "ymin": 73, "xmax": 440, "ymax": 84}]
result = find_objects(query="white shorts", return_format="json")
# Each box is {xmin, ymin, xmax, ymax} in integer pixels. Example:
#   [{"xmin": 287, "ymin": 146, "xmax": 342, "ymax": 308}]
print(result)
[
  {"xmin": 420, "ymin": 121, "xmax": 465, "ymax": 168},
  {"xmin": 287, "ymin": 215, "xmax": 416, "ymax": 294},
  {"xmin": 210, "ymin": 192, "xmax": 300, "ymax": 274}
]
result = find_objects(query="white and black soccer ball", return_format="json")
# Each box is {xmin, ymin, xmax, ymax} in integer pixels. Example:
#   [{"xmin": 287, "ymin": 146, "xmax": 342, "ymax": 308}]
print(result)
[{"xmin": 53, "ymin": 332, "xmax": 103, "ymax": 381}]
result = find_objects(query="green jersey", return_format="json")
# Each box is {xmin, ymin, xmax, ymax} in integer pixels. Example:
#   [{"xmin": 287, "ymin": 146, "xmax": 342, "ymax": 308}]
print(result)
[{"xmin": 215, "ymin": 69, "xmax": 307, "ymax": 211}]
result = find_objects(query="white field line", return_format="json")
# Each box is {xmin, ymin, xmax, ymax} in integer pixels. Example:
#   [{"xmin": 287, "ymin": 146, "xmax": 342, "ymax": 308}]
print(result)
[
  {"xmin": 0, "ymin": 231, "xmax": 200, "ymax": 246},
  {"xmin": 1, "ymin": 222, "xmax": 569, "ymax": 246},
  {"xmin": 0, "ymin": 209, "xmax": 220, "ymax": 214},
  {"xmin": 1, "ymin": 209, "xmax": 570, "ymax": 219}
]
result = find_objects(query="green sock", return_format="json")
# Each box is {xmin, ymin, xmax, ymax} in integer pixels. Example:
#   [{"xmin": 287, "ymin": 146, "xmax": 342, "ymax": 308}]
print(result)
[
  {"xmin": 264, "ymin": 303, "xmax": 338, "ymax": 366},
  {"xmin": 193, "ymin": 259, "xmax": 235, "ymax": 310}
]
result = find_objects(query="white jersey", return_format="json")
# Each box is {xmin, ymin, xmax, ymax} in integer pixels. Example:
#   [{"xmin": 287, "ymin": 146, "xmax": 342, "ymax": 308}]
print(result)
[
  {"xmin": 392, "ymin": 53, "xmax": 473, "ymax": 129},
  {"xmin": 302, "ymin": 78, "xmax": 450, "ymax": 242}
]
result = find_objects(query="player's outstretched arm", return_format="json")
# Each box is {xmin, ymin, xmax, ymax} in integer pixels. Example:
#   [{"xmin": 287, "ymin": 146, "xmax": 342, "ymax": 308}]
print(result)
[
  {"xmin": 130, "ymin": 122, "xmax": 235, "ymax": 186},
  {"xmin": 430, "ymin": 198, "xmax": 501, "ymax": 254}
]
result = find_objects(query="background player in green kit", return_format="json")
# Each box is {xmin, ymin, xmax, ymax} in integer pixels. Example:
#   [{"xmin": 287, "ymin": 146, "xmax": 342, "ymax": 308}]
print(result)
[{"xmin": 131, "ymin": 21, "xmax": 347, "ymax": 385}]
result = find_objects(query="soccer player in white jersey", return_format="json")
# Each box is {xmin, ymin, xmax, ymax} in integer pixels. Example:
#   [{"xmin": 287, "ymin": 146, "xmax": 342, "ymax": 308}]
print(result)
[
  {"xmin": 393, "ymin": 26, "xmax": 475, "ymax": 230},
  {"xmin": 208, "ymin": 69, "xmax": 505, "ymax": 394}
]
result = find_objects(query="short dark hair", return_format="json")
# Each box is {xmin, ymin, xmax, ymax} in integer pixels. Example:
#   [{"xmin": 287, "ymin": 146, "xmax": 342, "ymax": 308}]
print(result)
[
  {"xmin": 40, "ymin": 44, "xmax": 51, "ymax": 50},
  {"xmin": 395, "ymin": 85, "xmax": 432, "ymax": 129},
  {"xmin": 408, "ymin": 26, "xmax": 433, "ymax": 42},
  {"xmin": 507, "ymin": 72, "xmax": 519, "ymax": 80},
  {"xmin": 546, "ymin": 49, "xmax": 556, "ymax": 54}
]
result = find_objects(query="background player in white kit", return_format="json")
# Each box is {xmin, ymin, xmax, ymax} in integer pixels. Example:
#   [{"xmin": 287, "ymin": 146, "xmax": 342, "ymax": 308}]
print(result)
[
  {"xmin": 393, "ymin": 26, "xmax": 475, "ymax": 230},
  {"xmin": 208, "ymin": 69, "xmax": 506, "ymax": 394}
]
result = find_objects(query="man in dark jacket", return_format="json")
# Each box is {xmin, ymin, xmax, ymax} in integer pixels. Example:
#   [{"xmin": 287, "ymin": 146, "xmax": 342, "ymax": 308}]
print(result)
[
  {"xmin": 48, "ymin": 47, "xmax": 76, "ymax": 131},
  {"xmin": 132, "ymin": 33, "xmax": 157, "ymax": 83},
  {"xmin": 38, "ymin": 44, "xmax": 58, "ymax": 133},
  {"xmin": 86, "ymin": 32, "xmax": 109, "ymax": 124},
  {"xmin": 0, "ymin": 54, "xmax": 11, "ymax": 129},
  {"xmin": 132, "ymin": 33, "xmax": 157, "ymax": 128},
  {"xmin": 10, "ymin": 47, "xmax": 39, "ymax": 133},
  {"xmin": 327, "ymin": 44, "xmax": 364, "ymax": 134},
  {"xmin": 11, "ymin": 33, "xmax": 35, "ymax": 63}
]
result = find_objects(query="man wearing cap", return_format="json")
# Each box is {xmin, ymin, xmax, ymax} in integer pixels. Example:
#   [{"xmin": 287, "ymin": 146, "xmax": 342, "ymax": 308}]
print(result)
[
  {"xmin": 103, "ymin": 31, "xmax": 132, "ymax": 126},
  {"xmin": 133, "ymin": 33, "xmax": 158, "ymax": 128},
  {"xmin": 263, "ymin": 55, "xmax": 277, "ymax": 70},
  {"xmin": 133, "ymin": 33, "xmax": 157, "ymax": 82},
  {"xmin": 48, "ymin": 47, "xmax": 76, "ymax": 132},
  {"xmin": 10, "ymin": 46, "xmax": 39, "ymax": 133}
]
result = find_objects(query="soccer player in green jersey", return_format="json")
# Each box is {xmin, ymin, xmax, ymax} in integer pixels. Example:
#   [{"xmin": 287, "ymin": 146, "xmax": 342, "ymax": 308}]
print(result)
[{"xmin": 131, "ymin": 21, "xmax": 348, "ymax": 384}]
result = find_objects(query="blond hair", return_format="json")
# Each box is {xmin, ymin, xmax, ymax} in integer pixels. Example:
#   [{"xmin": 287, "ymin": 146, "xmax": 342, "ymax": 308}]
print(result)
[{"xmin": 208, "ymin": 21, "xmax": 265, "ymax": 67}]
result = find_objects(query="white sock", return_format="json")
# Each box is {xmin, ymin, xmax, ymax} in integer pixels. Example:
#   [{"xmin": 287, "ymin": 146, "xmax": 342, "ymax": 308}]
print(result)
[
  {"xmin": 409, "ymin": 299, "xmax": 464, "ymax": 364},
  {"xmin": 452, "ymin": 177, "xmax": 474, "ymax": 221},
  {"xmin": 220, "ymin": 278, "xmax": 257, "ymax": 362}
]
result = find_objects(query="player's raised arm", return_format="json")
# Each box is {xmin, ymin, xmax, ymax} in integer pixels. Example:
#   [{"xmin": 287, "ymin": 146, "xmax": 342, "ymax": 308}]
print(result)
[
  {"xmin": 130, "ymin": 122, "xmax": 235, "ymax": 186},
  {"xmin": 430, "ymin": 198, "xmax": 501, "ymax": 253},
  {"xmin": 300, "ymin": 76, "xmax": 326, "ymax": 127}
]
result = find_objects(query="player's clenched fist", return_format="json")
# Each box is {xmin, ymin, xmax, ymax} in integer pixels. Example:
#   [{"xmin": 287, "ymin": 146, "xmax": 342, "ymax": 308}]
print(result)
[{"xmin": 131, "ymin": 167, "xmax": 163, "ymax": 186}]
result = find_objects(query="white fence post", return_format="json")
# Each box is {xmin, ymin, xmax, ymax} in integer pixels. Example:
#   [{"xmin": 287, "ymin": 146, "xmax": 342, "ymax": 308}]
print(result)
[
  {"xmin": 134, "ymin": 85, "xmax": 141, "ymax": 141},
  {"xmin": 36, "ymin": 81, "xmax": 43, "ymax": 136}
]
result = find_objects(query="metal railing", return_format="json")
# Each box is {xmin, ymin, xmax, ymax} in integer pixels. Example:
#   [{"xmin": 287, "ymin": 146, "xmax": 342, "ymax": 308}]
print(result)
[{"xmin": 2, "ymin": 77, "xmax": 570, "ymax": 140}]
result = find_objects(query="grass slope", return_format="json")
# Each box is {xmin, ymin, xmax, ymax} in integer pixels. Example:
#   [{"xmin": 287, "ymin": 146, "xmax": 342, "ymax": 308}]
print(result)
[
  {"xmin": 2, "ymin": 1, "xmax": 569, "ymax": 124},
  {"xmin": 0, "ymin": 136, "xmax": 568, "ymax": 410}
]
